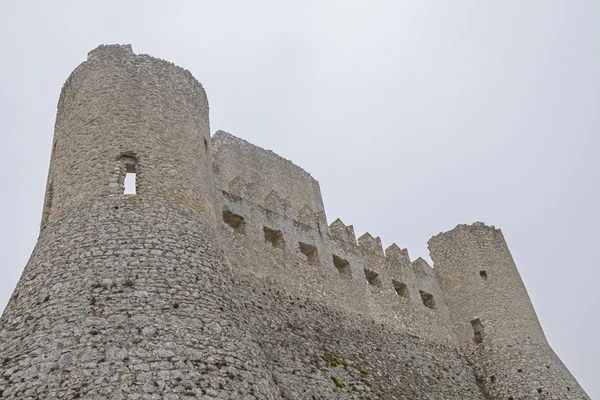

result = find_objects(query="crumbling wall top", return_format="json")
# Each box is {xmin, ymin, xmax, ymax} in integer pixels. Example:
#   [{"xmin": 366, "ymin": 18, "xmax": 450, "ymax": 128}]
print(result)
[{"xmin": 212, "ymin": 130, "xmax": 327, "ymax": 225}]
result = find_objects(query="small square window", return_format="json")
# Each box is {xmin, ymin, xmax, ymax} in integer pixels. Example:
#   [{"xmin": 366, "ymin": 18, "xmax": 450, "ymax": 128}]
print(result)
[
  {"xmin": 263, "ymin": 227, "xmax": 285, "ymax": 249},
  {"xmin": 332, "ymin": 255, "xmax": 351, "ymax": 277},
  {"xmin": 364, "ymin": 269, "xmax": 382, "ymax": 287},
  {"xmin": 480, "ymin": 270, "xmax": 488, "ymax": 280},
  {"xmin": 392, "ymin": 280, "xmax": 409, "ymax": 299},
  {"xmin": 420, "ymin": 290, "xmax": 435, "ymax": 309},
  {"xmin": 299, "ymin": 242, "xmax": 319, "ymax": 264},
  {"xmin": 223, "ymin": 208, "xmax": 245, "ymax": 234}
]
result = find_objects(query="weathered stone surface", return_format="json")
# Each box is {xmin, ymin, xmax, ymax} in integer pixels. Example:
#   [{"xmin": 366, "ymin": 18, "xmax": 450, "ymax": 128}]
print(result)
[{"xmin": 0, "ymin": 45, "xmax": 589, "ymax": 399}]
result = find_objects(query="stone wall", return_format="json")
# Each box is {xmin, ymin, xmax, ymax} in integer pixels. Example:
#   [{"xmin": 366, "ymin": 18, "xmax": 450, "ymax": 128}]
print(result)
[
  {"xmin": 0, "ymin": 198, "xmax": 280, "ymax": 399},
  {"xmin": 213, "ymin": 133, "xmax": 456, "ymax": 343}
]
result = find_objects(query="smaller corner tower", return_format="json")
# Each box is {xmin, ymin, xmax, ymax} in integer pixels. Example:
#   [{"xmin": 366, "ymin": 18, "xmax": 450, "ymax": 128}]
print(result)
[{"xmin": 429, "ymin": 222, "xmax": 589, "ymax": 399}]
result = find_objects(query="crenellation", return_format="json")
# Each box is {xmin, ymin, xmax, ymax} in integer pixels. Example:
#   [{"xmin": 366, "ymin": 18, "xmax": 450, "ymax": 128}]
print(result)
[
  {"xmin": 328, "ymin": 218, "xmax": 357, "ymax": 244},
  {"xmin": 0, "ymin": 45, "xmax": 588, "ymax": 400},
  {"xmin": 385, "ymin": 243, "xmax": 411, "ymax": 266},
  {"xmin": 412, "ymin": 257, "xmax": 434, "ymax": 278},
  {"xmin": 357, "ymin": 232, "xmax": 385, "ymax": 257}
]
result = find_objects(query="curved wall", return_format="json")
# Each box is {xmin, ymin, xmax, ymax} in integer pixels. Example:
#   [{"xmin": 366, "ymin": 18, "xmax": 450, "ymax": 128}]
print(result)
[{"xmin": 42, "ymin": 44, "xmax": 215, "ymax": 230}]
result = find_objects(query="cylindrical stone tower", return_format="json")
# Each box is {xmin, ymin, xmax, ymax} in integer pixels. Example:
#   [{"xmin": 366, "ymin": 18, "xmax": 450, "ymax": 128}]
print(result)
[
  {"xmin": 0, "ymin": 45, "xmax": 279, "ymax": 399},
  {"xmin": 429, "ymin": 222, "xmax": 588, "ymax": 400}
]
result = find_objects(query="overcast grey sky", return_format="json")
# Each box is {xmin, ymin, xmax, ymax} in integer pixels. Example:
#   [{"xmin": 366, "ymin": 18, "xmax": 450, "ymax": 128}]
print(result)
[{"xmin": 0, "ymin": 1, "xmax": 598, "ymax": 396}]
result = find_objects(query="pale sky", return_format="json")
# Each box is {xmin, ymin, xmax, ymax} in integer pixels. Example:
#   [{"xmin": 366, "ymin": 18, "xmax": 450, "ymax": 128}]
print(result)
[{"xmin": 0, "ymin": 1, "xmax": 598, "ymax": 397}]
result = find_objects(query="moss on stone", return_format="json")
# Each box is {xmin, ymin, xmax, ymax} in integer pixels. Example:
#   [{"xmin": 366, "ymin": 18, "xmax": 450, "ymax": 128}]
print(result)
[{"xmin": 330, "ymin": 376, "xmax": 345, "ymax": 388}]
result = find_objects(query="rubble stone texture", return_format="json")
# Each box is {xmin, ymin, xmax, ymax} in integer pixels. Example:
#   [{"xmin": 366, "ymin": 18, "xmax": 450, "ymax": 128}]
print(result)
[{"xmin": 0, "ymin": 45, "xmax": 589, "ymax": 399}]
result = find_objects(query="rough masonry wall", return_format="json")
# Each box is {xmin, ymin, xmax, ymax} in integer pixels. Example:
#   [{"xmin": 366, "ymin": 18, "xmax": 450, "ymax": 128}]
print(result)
[
  {"xmin": 0, "ymin": 198, "xmax": 280, "ymax": 399},
  {"xmin": 233, "ymin": 276, "xmax": 488, "ymax": 400}
]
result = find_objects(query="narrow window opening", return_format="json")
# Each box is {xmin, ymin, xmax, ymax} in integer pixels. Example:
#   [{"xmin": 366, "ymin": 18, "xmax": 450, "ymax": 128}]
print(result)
[
  {"xmin": 223, "ymin": 208, "xmax": 246, "ymax": 234},
  {"xmin": 471, "ymin": 318, "xmax": 483, "ymax": 344},
  {"xmin": 263, "ymin": 227, "xmax": 285, "ymax": 249},
  {"xmin": 299, "ymin": 242, "xmax": 319, "ymax": 264},
  {"xmin": 124, "ymin": 163, "xmax": 137, "ymax": 195},
  {"xmin": 204, "ymin": 138, "xmax": 209, "ymax": 153},
  {"xmin": 332, "ymin": 255, "xmax": 351, "ymax": 278},
  {"xmin": 420, "ymin": 290, "xmax": 436, "ymax": 309},
  {"xmin": 480, "ymin": 270, "xmax": 488, "ymax": 280},
  {"xmin": 364, "ymin": 269, "xmax": 382, "ymax": 287},
  {"xmin": 392, "ymin": 280, "xmax": 409, "ymax": 298},
  {"xmin": 119, "ymin": 154, "xmax": 138, "ymax": 195}
]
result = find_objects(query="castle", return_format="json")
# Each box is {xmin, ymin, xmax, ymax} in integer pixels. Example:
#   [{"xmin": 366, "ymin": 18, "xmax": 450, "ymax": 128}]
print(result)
[{"xmin": 0, "ymin": 44, "xmax": 589, "ymax": 399}]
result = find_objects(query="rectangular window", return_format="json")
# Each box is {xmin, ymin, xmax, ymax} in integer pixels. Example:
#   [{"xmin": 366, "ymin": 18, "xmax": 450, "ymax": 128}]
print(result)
[
  {"xmin": 333, "ymin": 255, "xmax": 351, "ymax": 278},
  {"xmin": 299, "ymin": 242, "xmax": 319, "ymax": 264},
  {"xmin": 263, "ymin": 227, "xmax": 285, "ymax": 249},
  {"xmin": 124, "ymin": 172, "xmax": 136, "ymax": 194},
  {"xmin": 471, "ymin": 318, "xmax": 484, "ymax": 344},
  {"xmin": 364, "ymin": 268, "xmax": 382, "ymax": 287},
  {"xmin": 223, "ymin": 208, "xmax": 246, "ymax": 234},
  {"xmin": 121, "ymin": 157, "xmax": 137, "ymax": 195},
  {"xmin": 392, "ymin": 280, "xmax": 409, "ymax": 299}
]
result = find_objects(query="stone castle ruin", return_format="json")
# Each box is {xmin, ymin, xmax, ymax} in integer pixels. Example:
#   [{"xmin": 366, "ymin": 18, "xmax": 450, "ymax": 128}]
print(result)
[{"xmin": 0, "ymin": 45, "xmax": 589, "ymax": 399}]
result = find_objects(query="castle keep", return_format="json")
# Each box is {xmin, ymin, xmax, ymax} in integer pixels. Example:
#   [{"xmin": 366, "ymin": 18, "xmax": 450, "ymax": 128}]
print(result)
[{"xmin": 0, "ymin": 45, "xmax": 589, "ymax": 399}]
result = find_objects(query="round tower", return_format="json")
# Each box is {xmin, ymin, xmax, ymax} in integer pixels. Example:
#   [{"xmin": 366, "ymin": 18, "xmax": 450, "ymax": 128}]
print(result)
[
  {"xmin": 429, "ymin": 222, "xmax": 588, "ymax": 399},
  {"xmin": 0, "ymin": 45, "xmax": 279, "ymax": 399},
  {"xmin": 41, "ymin": 44, "xmax": 215, "ymax": 230}
]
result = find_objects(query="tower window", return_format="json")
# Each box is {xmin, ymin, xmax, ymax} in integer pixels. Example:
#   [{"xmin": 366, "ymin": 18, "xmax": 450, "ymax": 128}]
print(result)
[
  {"xmin": 120, "ymin": 154, "xmax": 138, "ymax": 195},
  {"xmin": 392, "ymin": 280, "xmax": 409, "ymax": 298},
  {"xmin": 332, "ymin": 255, "xmax": 351, "ymax": 277},
  {"xmin": 263, "ymin": 227, "xmax": 285, "ymax": 249},
  {"xmin": 124, "ymin": 170, "xmax": 136, "ymax": 194},
  {"xmin": 420, "ymin": 290, "xmax": 436, "ymax": 309},
  {"xmin": 364, "ymin": 269, "xmax": 382, "ymax": 287},
  {"xmin": 222, "ymin": 208, "xmax": 245, "ymax": 234},
  {"xmin": 480, "ymin": 270, "xmax": 488, "ymax": 279},
  {"xmin": 299, "ymin": 242, "xmax": 319, "ymax": 264},
  {"xmin": 471, "ymin": 318, "xmax": 483, "ymax": 344}
]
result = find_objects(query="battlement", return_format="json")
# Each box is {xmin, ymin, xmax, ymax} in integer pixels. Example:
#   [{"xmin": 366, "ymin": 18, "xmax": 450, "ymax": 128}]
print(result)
[{"xmin": 212, "ymin": 131, "xmax": 455, "ymax": 342}]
